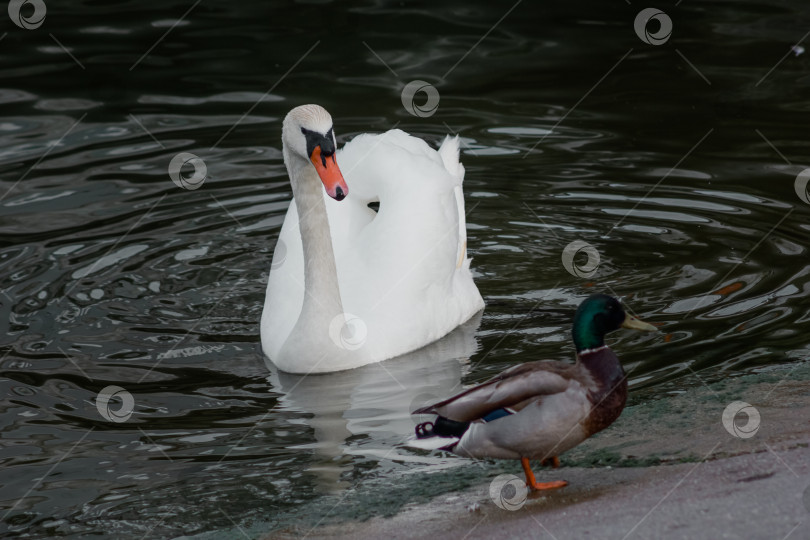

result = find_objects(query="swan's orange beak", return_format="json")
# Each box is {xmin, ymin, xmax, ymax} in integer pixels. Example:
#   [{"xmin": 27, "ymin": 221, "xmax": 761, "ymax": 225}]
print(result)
[{"xmin": 310, "ymin": 146, "xmax": 348, "ymax": 201}]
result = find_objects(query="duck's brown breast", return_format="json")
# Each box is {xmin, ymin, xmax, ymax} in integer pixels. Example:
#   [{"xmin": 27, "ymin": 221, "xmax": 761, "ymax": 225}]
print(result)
[
  {"xmin": 578, "ymin": 348, "xmax": 628, "ymax": 436},
  {"xmin": 584, "ymin": 377, "xmax": 628, "ymax": 436}
]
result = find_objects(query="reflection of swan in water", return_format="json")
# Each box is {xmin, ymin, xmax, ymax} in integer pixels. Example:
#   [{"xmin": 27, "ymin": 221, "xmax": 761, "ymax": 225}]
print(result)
[{"xmin": 266, "ymin": 312, "xmax": 482, "ymax": 490}]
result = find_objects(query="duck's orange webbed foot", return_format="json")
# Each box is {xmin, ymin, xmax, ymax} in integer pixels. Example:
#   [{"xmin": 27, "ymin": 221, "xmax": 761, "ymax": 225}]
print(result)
[{"xmin": 521, "ymin": 457, "xmax": 568, "ymax": 491}]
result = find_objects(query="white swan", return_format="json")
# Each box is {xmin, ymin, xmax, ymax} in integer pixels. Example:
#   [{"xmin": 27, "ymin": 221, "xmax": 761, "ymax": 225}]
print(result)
[{"xmin": 261, "ymin": 104, "xmax": 484, "ymax": 374}]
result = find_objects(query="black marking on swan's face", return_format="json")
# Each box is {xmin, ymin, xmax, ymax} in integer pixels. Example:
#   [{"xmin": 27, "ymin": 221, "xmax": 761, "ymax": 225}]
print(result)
[{"xmin": 301, "ymin": 127, "xmax": 335, "ymax": 165}]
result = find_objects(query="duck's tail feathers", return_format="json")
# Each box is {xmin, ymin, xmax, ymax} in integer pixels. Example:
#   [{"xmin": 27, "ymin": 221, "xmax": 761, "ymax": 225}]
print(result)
[
  {"xmin": 408, "ymin": 416, "xmax": 470, "ymax": 451},
  {"xmin": 407, "ymin": 434, "xmax": 459, "ymax": 451},
  {"xmin": 438, "ymin": 135, "xmax": 465, "ymax": 183}
]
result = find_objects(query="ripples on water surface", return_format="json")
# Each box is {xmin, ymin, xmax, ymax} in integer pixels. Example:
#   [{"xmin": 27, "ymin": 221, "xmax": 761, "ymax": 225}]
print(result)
[{"xmin": 1, "ymin": 1, "xmax": 809, "ymax": 537}]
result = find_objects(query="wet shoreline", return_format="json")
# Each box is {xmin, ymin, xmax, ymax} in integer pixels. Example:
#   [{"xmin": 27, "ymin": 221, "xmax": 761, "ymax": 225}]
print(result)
[{"xmin": 263, "ymin": 362, "xmax": 810, "ymax": 540}]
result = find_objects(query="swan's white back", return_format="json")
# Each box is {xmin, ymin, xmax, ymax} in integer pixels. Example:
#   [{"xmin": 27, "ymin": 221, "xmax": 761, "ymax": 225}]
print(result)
[{"xmin": 262, "ymin": 129, "xmax": 484, "ymax": 373}]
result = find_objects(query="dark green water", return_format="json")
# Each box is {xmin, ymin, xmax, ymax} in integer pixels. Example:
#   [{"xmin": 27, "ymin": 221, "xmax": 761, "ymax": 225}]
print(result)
[{"xmin": 1, "ymin": 1, "xmax": 809, "ymax": 537}]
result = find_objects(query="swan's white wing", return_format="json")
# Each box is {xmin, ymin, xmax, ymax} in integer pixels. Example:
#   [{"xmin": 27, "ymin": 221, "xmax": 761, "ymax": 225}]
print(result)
[
  {"xmin": 437, "ymin": 134, "xmax": 471, "ymax": 268},
  {"xmin": 437, "ymin": 134, "xmax": 465, "ymax": 181},
  {"xmin": 334, "ymin": 130, "xmax": 484, "ymax": 360}
]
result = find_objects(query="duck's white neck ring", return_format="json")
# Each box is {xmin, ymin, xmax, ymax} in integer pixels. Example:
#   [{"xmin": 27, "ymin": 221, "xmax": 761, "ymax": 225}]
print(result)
[{"xmin": 578, "ymin": 344, "xmax": 609, "ymax": 356}]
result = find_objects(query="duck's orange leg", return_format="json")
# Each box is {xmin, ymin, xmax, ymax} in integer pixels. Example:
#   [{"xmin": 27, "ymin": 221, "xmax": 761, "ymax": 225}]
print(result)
[
  {"xmin": 521, "ymin": 457, "xmax": 567, "ymax": 491},
  {"xmin": 541, "ymin": 456, "xmax": 561, "ymax": 469}
]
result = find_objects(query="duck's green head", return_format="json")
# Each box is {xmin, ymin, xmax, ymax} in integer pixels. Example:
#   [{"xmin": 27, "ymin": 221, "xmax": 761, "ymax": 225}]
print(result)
[{"xmin": 572, "ymin": 294, "xmax": 657, "ymax": 352}]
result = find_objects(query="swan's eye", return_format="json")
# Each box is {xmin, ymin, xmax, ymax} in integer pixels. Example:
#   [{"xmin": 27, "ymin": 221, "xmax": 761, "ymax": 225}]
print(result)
[{"xmin": 301, "ymin": 127, "xmax": 335, "ymax": 160}]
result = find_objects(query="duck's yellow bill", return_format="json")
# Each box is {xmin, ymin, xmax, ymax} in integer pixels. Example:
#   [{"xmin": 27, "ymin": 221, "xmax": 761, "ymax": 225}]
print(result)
[{"xmin": 621, "ymin": 313, "xmax": 657, "ymax": 332}]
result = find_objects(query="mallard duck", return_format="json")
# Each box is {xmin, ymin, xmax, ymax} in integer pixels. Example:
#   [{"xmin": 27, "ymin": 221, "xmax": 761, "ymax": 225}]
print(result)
[{"xmin": 412, "ymin": 294, "xmax": 657, "ymax": 490}]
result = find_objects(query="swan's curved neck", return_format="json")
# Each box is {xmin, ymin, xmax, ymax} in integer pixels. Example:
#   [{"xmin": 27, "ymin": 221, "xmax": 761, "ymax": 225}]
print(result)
[{"xmin": 284, "ymin": 146, "xmax": 344, "ymax": 353}]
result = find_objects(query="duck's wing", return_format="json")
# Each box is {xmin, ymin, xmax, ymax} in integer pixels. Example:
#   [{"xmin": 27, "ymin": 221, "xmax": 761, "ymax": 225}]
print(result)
[{"xmin": 414, "ymin": 361, "xmax": 585, "ymax": 423}]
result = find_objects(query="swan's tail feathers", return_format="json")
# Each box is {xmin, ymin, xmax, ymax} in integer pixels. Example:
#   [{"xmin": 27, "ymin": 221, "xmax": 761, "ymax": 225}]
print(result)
[{"xmin": 438, "ymin": 135, "xmax": 465, "ymax": 182}]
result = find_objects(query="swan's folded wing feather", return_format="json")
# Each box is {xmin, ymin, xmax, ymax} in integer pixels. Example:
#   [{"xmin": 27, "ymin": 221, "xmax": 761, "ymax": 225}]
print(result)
[
  {"xmin": 438, "ymin": 135, "xmax": 465, "ymax": 181},
  {"xmin": 414, "ymin": 361, "xmax": 577, "ymax": 423}
]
